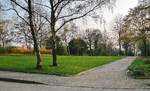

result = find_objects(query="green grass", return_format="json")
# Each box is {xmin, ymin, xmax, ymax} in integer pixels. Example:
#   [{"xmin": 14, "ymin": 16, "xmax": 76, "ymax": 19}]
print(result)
[
  {"xmin": 0, "ymin": 55, "xmax": 123, "ymax": 76},
  {"xmin": 128, "ymin": 57, "xmax": 150, "ymax": 78}
]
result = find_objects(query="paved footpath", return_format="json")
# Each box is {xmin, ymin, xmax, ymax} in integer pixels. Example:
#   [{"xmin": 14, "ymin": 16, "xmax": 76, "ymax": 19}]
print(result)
[{"xmin": 0, "ymin": 57, "xmax": 149, "ymax": 91}]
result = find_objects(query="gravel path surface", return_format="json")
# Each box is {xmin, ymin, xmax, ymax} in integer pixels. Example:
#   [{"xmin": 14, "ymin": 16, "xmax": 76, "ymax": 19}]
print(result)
[{"xmin": 0, "ymin": 57, "xmax": 149, "ymax": 91}]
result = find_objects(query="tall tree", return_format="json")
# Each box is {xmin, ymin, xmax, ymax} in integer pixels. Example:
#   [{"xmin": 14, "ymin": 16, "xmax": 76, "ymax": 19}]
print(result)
[
  {"xmin": 15, "ymin": 10, "xmax": 49, "ymax": 49},
  {"xmin": 37, "ymin": 0, "xmax": 115, "ymax": 66},
  {"xmin": 0, "ymin": 21, "xmax": 12, "ymax": 47},
  {"xmin": 10, "ymin": 0, "xmax": 42, "ymax": 69},
  {"xmin": 84, "ymin": 29, "xmax": 102, "ymax": 56},
  {"xmin": 60, "ymin": 26, "xmax": 71, "ymax": 55},
  {"xmin": 112, "ymin": 15, "xmax": 124, "ymax": 56},
  {"xmin": 69, "ymin": 38, "xmax": 87, "ymax": 56},
  {"xmin": 28, "ymin": 0, "xmax": 42, "ymax": 69},
  {"xmin": 123, "ymin": 5, "xmax": 150, "ymax": 56}
]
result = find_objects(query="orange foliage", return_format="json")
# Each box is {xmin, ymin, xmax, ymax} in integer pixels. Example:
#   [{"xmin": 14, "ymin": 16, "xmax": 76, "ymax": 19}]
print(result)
[
  {"xmin": 10, "ymin": 48, "xmax": 51, "ymax": 54},
  {"xmin": 40, "ymin": 48, "xmax": 51, "ymax": 54},
  {"xmin": 10, "ymin": 48, "xmax": 33, "ymax": 54}
]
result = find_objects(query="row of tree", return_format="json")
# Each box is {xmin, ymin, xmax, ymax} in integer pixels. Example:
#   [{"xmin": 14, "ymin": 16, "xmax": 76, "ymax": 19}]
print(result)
[
  {"xmin": 0, "ymin": 0, "xmax": 116, "ymax": 69},
  {"xmin": 113, "ymin": 3, "xmax": 150, "ymax": 56},
  {"xmin": 1, "ymin": 0, "xmax": 149, "ymax": 70},
  {"xmin": 45, "ymin": 28, "xmax": 119, "ymax": 56}
]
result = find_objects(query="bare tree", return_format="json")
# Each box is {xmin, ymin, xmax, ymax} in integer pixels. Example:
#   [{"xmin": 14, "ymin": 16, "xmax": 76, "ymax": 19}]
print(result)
[
  {"xmin": 0, "ymin": 21, "xmax": 12, "ymax": 47},
  {"xmin": 112, "ymin": 14, "xmax": 124, "ymax": 56},
  {"xmin": 37, "ymin": 0, "xmax": 115, "ymax": 66},
  {"xmin": 84, "ymin": 29, "xmax": 94, "ymax": 56},
  {"xmin": 15, "ymin": 11, "xmax": 49, "ymax": 49},
  {"xmin": 60, "ymin": 26, "xmax": 71, "ymax": 55},
  {"xmin": 10, "ymin": 0, "xmax": 42, "ymax": 69},
  {"xmin": 84, "ymin": 29, "xmax": 102, "ymax": 56}
]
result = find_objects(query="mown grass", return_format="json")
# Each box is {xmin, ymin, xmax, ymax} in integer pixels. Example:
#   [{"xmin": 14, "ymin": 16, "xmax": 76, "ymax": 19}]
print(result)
[
  {"xmin": 0, "ymin": 55, "xmax": 123, "ymax": 76},
  {"xmin": 128, "ymin": 57, "xmax": 150, "ymax": 78}
]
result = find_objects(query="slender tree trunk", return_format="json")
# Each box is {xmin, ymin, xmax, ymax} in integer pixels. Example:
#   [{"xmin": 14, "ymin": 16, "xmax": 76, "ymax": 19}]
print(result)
[
  {"xmin": 52, "ymin": 45, "xmax": 57, "ymax": 66},
  {"xmin": 118, "ymin": 33, "xmax": 122, "ymax": 56},
  {"xmin": 67, "ymin": 46, "xmax": 70, "ymax": 55},
  {"xmin": 119, "ymin": 41, "xmax": 121, "ymax": 56},
  {"xmin": 25, "ymin": 34, "xmax": 29, "ymax": 48},
  {"xmin": 28, "ymin": 0, "xmax": 42, "ymax": 69},
  {"xmin": 104, "ymin": 39, "xmax": 107, "ymax": 56},
  {"xmin": 143, "ymin": 36, "xmax": 147, "ymax": 56},
  {"xmin": 89, "ymin": 40, "xmax": 92, "ymax": 56},
  {"xmin": 51, "ymin": 30, "xmax": 57, "ymax": 66},
  {"xmin": 90, "ymin": 47, "xmax": 92, "ymax": 56},
  {"xmin": 2, "ymin": 39, "xmax": 5, "ymax": 48},
  {"xmin": 77, "ymin": 48, "xmax": 80, "ymax": 56},
  {"xmin": 134, "ymin": 44, "xmax": 136, "ymax": 56},
  {"xmin": 94, "ymin": 40, "xmax": 98, "ymax": 55},
  {"xmin": 125, "ymin": 43, "xmax": 128, "ymax": 56}
]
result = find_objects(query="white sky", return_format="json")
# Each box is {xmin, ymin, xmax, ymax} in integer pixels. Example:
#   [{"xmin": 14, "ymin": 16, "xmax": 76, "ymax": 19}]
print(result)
[
  {"xmin": 105, "ymin": 0, "xmax": 138, "ymax": 22},
  {"xmin": 114, "ymin": 0, "xmax": 138, "ymax": 15},
  {"xmin": 1, "ymin": 0, "xmax": 139, "ymax": 47},
  {"xmin": 2, "ymin": 0, "xmax": 138, "ymax": 31},
  {"xmin": 77, "ymin": 0, "xmax": 138, "ymax": 31}
]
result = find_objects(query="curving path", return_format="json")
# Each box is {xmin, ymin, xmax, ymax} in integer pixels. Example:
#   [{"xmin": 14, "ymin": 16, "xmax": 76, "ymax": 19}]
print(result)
[{"xmin": 0, "ymin": 57, "xmax": 149, "ymax": 91}]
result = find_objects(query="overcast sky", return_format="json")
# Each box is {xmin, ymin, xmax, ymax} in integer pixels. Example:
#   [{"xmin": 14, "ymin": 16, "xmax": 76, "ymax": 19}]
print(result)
[
  {"xmin": 105, "ymin": 0, "xmax": 138, "ymax": 22},
  {"xmin": 1, "ymin": 0, "xmax": 138, "ymax": 31},
  {"xmin": 78, "ymin": 0, "xmax": 138, "ymax": 31}
]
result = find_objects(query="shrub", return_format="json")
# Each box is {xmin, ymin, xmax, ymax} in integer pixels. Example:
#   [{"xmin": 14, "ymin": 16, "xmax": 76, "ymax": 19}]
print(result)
[
  {"xmin": 10, "ymin": 48, "xmax": 33, "ymax": 54},
  {"xmin": 143, "ymin": 58, "xmax": 150, "ymax": 64},
  {"xmin": 0, "ymin": 47, "xmax": 11, "ymax": 54},
  {"xmin": 128, "ymin": 58, "xmax": 150, "ymax": 78},
  {"xmin": 129, "ymin": 65, "xmax": 146, "ymax": 77},
  {"xmin": 40, "ymin": 48, "xmax": 51, "ymax": 54},
  {"xmin": 0, "ymin": 47, "xmax": 52, "ymax": 54}
]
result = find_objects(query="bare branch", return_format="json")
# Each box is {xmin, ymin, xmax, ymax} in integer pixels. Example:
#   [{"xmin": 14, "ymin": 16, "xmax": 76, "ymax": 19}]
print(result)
[
  {"xmin": 56, "ymin": 0, "xmax": 105, "ymax": 32},
  {"xmin": 55, "ymin": 0, "xmax": 70, "ymax": 19},
  {"xmin": 34, "ymin": 3, "xmax": 51, "ymax": 10},
  {"xmin": 10, "ymin": 0, "xmax": 29, "ymax": 12},
  {"xmin": 12, "ymin": 7, "xmax": 29, "ymax": 25}
]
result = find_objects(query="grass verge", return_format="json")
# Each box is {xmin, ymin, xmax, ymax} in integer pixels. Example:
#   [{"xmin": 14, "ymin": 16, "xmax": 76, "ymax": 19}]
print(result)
[
  {"xmin": 128, "ymin": 57, "xmax": 150, "ymax": 79},
  {"xmin": 0, "ymin": 55, "xmax": 123, "ymax": 76}
]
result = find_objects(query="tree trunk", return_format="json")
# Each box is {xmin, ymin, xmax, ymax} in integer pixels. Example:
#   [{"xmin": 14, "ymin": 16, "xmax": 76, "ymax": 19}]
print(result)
[
  {"xmin": 67, "ymin": 46, "xmax": 70, "ymax": 55},
  {"xmin": 50, "ymin": 0, "xmax": 58, "ymax": 66},
  {"xmin": 90, "ymin": 47, "xmax": 92, "ymax": 56},
  {"xmin": 89, "ymin": 40, "xmax": 92, "ymax": 56},
  {"xmin": 25, "ymin": 34, "xmax": 29, "ymax": 48},
  {"xmin": 125, "ymin": 43, "xmax": 128, "ymax": 56},
  {"xmin": 119, "ymin": 41, "xmax": 121, "ymax": 56},
  {"xmin": 118, "ymin": 33, "xmax": 122, "ymax": 56},
  {"xmin": 143, "ymin": 36, "xmax": 147, "ymax": 56},
  {"xmin": 51, "ymin": 31, "xmax": 57, "ymax": 66},
  {"xmin": 35, "ymin": 46, "xmax": 42, "ymax": 69},
  {"xmin": 78, "ymin": 48, "xmax": 80, "ymax": 56},
  {"xmin": 2, "ymin": 39, "xmax": 5, "ymax": 48},
  {"xmin": 50, "ymin": 19, "xmax": 57, "ymax": 66},
  {"xmin": 133, "ymin": 44, "xmax": 136, "ymax": 56},
  {"xmin": 28, "ymin": 0, "xmax": 42, "ymax": 69}
]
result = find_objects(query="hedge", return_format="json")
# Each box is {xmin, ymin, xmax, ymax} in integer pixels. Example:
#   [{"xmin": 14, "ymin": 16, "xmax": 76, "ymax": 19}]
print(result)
[{"xmin": 0, "ymin": 47, "xmax": 51, "ymax": 54}]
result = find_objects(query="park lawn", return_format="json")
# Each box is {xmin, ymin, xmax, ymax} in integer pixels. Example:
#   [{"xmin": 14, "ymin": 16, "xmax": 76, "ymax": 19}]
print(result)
[
  {"xmin": 128, "ymin": 57, "xmax": 150, "ymax": 78},
  {"xmin": 0, "ymin": 55, "xmax": 123, "ymax": 76}
]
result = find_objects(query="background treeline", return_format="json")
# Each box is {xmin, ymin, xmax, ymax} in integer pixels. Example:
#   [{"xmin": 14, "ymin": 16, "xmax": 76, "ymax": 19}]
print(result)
[{"xmin": 0, "ymin": 27, "xmax": 124, "ymax": 56}]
